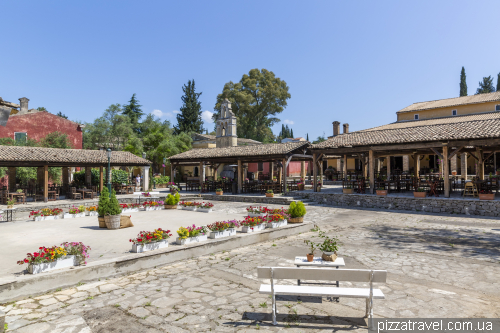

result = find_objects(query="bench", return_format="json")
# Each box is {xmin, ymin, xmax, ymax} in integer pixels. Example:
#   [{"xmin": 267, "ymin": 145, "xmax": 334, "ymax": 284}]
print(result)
[{"xmin": 257, "ymin": 267, "xmax": 387, "ymax": 325}]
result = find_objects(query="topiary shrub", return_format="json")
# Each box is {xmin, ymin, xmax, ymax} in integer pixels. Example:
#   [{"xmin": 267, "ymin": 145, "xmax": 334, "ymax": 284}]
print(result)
[
  {"xmin": 97, "ymin": 187, "xmax": 110, "ymax": 217},
  {"xmin": 166, "ymin": 194, "xmax": 176, "ymax": 205},
  {"xmin": 107, "ymin": 189, "xmax": 122, "ymax": 215},
  {"xmin": 174, "ymin": 192, "xmax": 180, "ymax": 204},
  {"xmin": 289, "ymin": 201, "xmax": 306, "ymax": 218}
]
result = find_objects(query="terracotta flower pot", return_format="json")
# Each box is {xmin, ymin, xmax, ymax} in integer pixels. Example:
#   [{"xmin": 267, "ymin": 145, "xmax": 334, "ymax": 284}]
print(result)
[
  {"xmin": 216, "ymin": 191, "xmax": 223, "ymax": 196},
  {"xmin": 289, "ymin": 216, "xmax": 304, "ymax": 223},
  {"xmin": 164, "ymin": 205, "xmax": 178, "ymax": 209},
  {"xmin": 266, "ymin": 193, "xmax": 274, "ymax": 197},
  {"xmin": 306, "ymin": 254, "xmax": 314, "ymax": 262},
  {"xmin": 343, "ymin": 188, "xmax": 354, "ymax": 194},
  {"xmin": 376, "ymin": 190, "xmax": 388, "ymax": 196},
  {"xmin": 479, "ymin": 193, "xmax": 494, "ymax": 200},
  {"xmin": 298, "ymin": 184, "xmax": 304, "ymax": 191},
  {"xmin": 413, "ymin": 191, "xmax": 426, "ymax": 198}
]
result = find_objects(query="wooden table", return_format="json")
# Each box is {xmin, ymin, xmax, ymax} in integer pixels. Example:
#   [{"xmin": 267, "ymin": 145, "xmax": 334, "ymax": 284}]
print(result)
[
  {"xmin": 9, "ymin": 192, "xmax": 26, "ymax": 204},
  {"xmin": 76, "ymin": 189, "xmax": 93, "ymax": 199},
  {"xmin": 47, "ymin": 191, "xmax": 58, "ymax": 201}
]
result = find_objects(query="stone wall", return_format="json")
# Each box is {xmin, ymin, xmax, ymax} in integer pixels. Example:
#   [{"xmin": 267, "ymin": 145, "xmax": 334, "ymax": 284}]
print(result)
[
  {"xmin": 201, "ymin": 194, "xmax": 292, "ymax": 205},
  {"xmin": 294, "ymin": 192, "xmax": 500, "ymax": 217}
]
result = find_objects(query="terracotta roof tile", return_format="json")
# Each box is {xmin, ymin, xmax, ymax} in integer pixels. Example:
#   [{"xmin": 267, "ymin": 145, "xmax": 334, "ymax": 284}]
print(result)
[{"xmin": 398, "ymin": 91, "xmax": 500, "ymax": 113}]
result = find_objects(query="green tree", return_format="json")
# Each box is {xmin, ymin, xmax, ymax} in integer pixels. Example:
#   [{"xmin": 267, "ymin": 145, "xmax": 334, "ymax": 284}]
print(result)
[
  {"xmin": 174, "ymin": 80, "xmax": 203, "ymax": 134},
  {"xmin": 39, "ymin": 131, "xmax": 73, "ymax": 149},
  {"xmin": 312, "ymin": 133, "xmax": 326, "ymax": 144},
  {"xmin": 306, "ymin": 133, "xmax": 309, "ymax": 141},
  {"xmin": 213, "ymin": 68, "xmax": 291, "ymax": 142},
  {"xmin": 497, "ymin": 72, "xmax": 500, "ymax": 92},
  {"xmin": 459, "ymin": 67, "xmax": 467, "ymax": 96},
  {"xmin": 36, "ymin": 107, "xmax": 47, "ymax": 112},
  {"xmin": 56, "ymin": 111, "xmax": 68, "ymax": 119},
  {"xmin": 476, "ymin": 76, "xmax": 495, "ymax": 94},
  {"xmin": 290, "ymin": 128, "xmax": 294, "ymax": 138},
  {"xmin": 122, "ymin": 94, "xmax": 144, "ymax": 130}
]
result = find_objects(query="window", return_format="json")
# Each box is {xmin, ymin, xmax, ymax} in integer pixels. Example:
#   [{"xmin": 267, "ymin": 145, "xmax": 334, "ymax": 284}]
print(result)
[
  {"xmin": 452, "ymin": 110, "xmax": 457, "ymax": 116},
  {"xmin": 414, "ymin": 114, "xmax": 419, "ymax": 120},
  {"xmin": 14, "ymin": 132, "xmax": 27, "ymax": 144},
  {"xmin": 496, "ymin": 104, "xmax": 500, "ymax": 111}
]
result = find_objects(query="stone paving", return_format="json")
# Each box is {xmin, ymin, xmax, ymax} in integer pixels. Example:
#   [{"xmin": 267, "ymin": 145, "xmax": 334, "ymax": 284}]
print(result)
[{"xmin": 2, "ymin": 202, "xmax": 500, "ymax": 332}]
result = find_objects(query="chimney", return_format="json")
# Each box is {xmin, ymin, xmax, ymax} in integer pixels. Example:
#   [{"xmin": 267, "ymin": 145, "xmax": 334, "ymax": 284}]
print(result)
[
  {"xmin": 343, "ymin": 123, "xmax": 349, "ymax": 134},
  {"xmin": 18, "ymin": 97, "xmax": 29, "ymax": 113},
  {"xmin": 332, "ymin": 121, "xmax": 340, "ymax": 136}
]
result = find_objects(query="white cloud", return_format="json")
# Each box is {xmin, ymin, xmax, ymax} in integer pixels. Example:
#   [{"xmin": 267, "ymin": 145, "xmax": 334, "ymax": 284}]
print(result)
[
  {"xmin": 151, "ymin": 109, "xmax": 163, "ymax": 118},
  {"xmin": 202, "ymin": 110, "xmax": 214, "ymax": 123},
  {"xmin": 173, "ymin": 110, "xmax": 181, "ymax": 114},
  {"xmin": 283, "ymin": 119, "xmax": 294, "ymax": 125},
  {"xmin": 151, "ymin": 109, "xmax": 176, "ymax": 118}
]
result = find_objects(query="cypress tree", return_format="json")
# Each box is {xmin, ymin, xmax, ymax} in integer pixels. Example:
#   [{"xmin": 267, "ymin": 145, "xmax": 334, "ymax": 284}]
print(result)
[
  {"xmin": 497, "ymin": 72, "xmax": 500, "ymax": 92},
  {"xmin": 306, "ymin": 133, "xmax": 309, "ymax": 141},
  {"xmin": 291, "ymin": 128, "xmax": 294, "ymax": 138},
  {"xmin": 174, "ymin": 80, "xmax": 204, "ymax": 134},
  {"xmin": 459, "ymin": 67, "xmax": 467, "ymax": 96}
]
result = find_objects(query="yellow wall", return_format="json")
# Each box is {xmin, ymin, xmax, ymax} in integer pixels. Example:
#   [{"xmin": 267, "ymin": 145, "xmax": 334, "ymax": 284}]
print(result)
[
  {"xmin": 397, "ymin": 101, "xmax": 500, "ymax": 121},
  {"xmin": 192, "ymin": 142, "xmax": 216, "ymax": 148}
]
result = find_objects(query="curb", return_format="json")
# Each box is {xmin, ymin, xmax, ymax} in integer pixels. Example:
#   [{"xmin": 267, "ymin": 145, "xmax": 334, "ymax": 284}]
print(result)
[{"xmin": 0, "ymin": 309, "xmax": 4, "ymax": 332}]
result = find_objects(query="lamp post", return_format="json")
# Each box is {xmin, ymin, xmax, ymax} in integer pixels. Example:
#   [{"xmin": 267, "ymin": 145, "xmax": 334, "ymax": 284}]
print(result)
[
  {"xmin": 106, "ymin": 148, "xmax": 112, "ymax": 197},
  {"xmin": 142, "ymin": 152, "xmax": 147, "ymax": 190}
]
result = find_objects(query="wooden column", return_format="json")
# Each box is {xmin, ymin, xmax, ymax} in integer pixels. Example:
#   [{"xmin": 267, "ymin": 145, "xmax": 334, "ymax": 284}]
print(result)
[
  {"xmin": 269, "ymin": 162, "xmax": 273, "ymax": 181},
  {"xmin": 300, "ymin": 161, "xmax": 306, "ymax": 180},
  {"xmin": 99, "ymin": 166, "xmax": 104, "ymax": 192},
  {"xmin": 443, "ymin": 146, "xmax": 450, "ymax": 198},
  {"xmin": 44, "ymin": 165, "xmax": 49, "ymax": 203},
  {"xmin": 413, "ymin": 154, "xmax": 420, "ymax": 177},
  {"xmin": 369, "ymin": 150, "xmax": 374, "ymax": 194},
  {"xmin": 237, "ymin": 160, "xmax": 242, "ymax": 194},
  {"xmin": 387, "ymin": 156, "xmax": 391, "ymax": 180},
  {"xmin": 319, "ymin": 158, "xmax": 324, "ymax": 186},
  {"xmin": 85, "ymin": 166, "xmax": 92, "ymax": 187},
  {"xmin": 199, "ymin": 162, "xmax": 204, "ymax": 192},
  {"xmin": 476, "ymin": 147, "xmax": 484, "ymax": 180},
  {"xmin": 62, "ymin": 167, "xmax": 70, "ymax": 188},
  {"xmin": 171, "ymin": 164, "xmax": 175, "ymax": 183},
  {"xmin": 461, "ymin": 153, "xmax": 468, "ymax": 180},
  {"xmin": 363, "ymin": 156, "xmax": 368, "ymax": 178},
  {"xmin": 343, "ymin": 155, "xmax": 347, "ymax": 179},
  {"xmin": 7, "ymin": 167, "xmax": 16, "ymax": 191},
  {"xmin": 282, "ymin": 158, "xmax": 287, "ymax": 193},
  {"xmin": 313, "ymin": 154, "xmax": 317, "ymax": 192}
]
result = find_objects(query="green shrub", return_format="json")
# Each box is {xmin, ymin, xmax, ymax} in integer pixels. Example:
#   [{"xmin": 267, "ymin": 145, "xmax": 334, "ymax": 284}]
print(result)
[
  {"xmin": 107, "ymin": 189, "xmax": 122, "ymax": 215},
  {"xmin": 98, "ymin": 188, "xmax": 121, "ymax": 216},
  {"xmin": 174, "ymin": 192, "xmax": 180, "ymax": 204},
  {"xmin": 156, "ymin": 176, "xmax": 171, "ymax": 185},
  {"xmin": 112, "ymin": 169, "xmax": 129, "ymax": 184},
  {"xmin": 289, "ymin": 201, "xmax": 306, "ymax": 218},
  {"xmin": 166, "ymin": 194, "xmax": 177, "ymax": 205},
  {"xmin": 97, "ymin": 187, "xmax": 110, "ymax": 217}
]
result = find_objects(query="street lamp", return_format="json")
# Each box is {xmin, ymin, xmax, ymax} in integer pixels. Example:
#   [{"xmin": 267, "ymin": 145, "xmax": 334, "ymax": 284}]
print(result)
[{"xmin": 106, "ymin": 148, "xmax": 112, "ymax": 197}]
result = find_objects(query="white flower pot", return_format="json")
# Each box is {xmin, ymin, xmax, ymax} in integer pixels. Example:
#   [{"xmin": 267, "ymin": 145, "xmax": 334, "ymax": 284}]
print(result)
[
  {"xmin": 131, "ymin": 240, "xmax": 169, "ymax": 253},
  {"xmin": 34, "ymin": 215, "xmax": 61, "ymax": 221},
  {"xmin": 176, "ymin": 234, "xmax": 208, "ymax": 245},
  {"xmin": 197, "ymin": 208, "xmax": 213, "ymax": 213},
  {"xmin": 87, "ymin": 211, "xmax": 99, "ymax": 216},
  {"xmin": 122, "ymin": 208, "xmax": 139, "ymax": 213},
  {"xmin": 182, "ymin": 207, "xmax": 197, "ymax": 211},
  {"xmin": 144, "ymin": 206, "xmax": 162, "ymax": 211},
  {"xmin": 63, "ymin": 213, "xmax": 85, "ymax": 219},
  {"xmin": 27, "ymin": 255, "xmax": 77, "ymax": 274},
  {"xmin": 209, "ymin": 228, "xmax": 236, "ymax": 239},
  {"xmin": 266, "ymin": 220, "xmax": 288, "ymax": 229},
  {"xmin": 247, "ymin": 213, "xmax": 266, "ymax": 218},
  {"xmin": 241, "ymin": 224, "xmax": 266, "ymax": 233}
]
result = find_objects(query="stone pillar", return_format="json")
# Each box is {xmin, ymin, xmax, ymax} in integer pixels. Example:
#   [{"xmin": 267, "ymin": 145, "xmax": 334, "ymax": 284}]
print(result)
[
  {"xmin": 443, "ymin": 146, "xmax": 450, "ymax": 198},
  {"xmin": 237, "ymin": 160, "xmax": 242, "ymax": 194},
  {"xmin": 142, "ymin": 166, "xmax": 150, "ymax": 191},
  {"xmin": 269, "ymin": 162, "xmax": 274, "ymax": 181},
  {"xmin": 451, "ymin": 155, "xmax": 458, "ymax": 175},
  {"xmin": 7, "ymin": 167, "xmax": 16, "ymax": 191},
  {"xmin": 403, "ymin": 155, "xmax": 410, "ymax": 172},
  {"xmin": 313, "ymin": 154, "xmax": 317, "ymax": 192},
  {"xmin": 37, "ymin": 167, "xmax": 44, "ymax": 189},
  {"xmin": 85, "ymin": 166, "xmax": 92, "ymax": 187},
  {"xmin": 369, "ymin": 150, "xmax": 375, "ymax": 194},
  {"xmin": 44, "ymin": 165, "xmax": 49, "ymax": 203},
  {"xmin": 461, "ymin": 153, "xmax": 468, "ymax": 180},
  {"xmin": 336, "ymin": 159, "xmax": 341, "ymax": 173},
  {"xmin": 199, "ymin": 162, "xmax": 204, "ymax": 191},
  {"xmin": 62, "ymin": 167, "xmax": 70, "ymax": 188},
  {"xmin": 300, "ymin": 161, "xmax": 306, "ymax": 181}
]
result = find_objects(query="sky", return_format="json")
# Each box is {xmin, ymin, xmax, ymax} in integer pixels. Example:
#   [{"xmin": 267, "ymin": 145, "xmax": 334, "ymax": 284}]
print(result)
[{"xmin": 1, "ymin": 0, "xmax": 499, "ymax": 140}]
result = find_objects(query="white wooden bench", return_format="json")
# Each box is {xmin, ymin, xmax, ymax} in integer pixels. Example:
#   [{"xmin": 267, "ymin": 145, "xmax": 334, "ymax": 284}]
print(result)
[{"xmin": 257, "ymin": 267, "xmax": 387, "ymax": 325}]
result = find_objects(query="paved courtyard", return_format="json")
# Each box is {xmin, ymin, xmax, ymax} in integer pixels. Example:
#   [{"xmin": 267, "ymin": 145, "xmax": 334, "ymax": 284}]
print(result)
[{"xmin": 2, "ymin": 202, "xmax": 500, "ymax": 332}]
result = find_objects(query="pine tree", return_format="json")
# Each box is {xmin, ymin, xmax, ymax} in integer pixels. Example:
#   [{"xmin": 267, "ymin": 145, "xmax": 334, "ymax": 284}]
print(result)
[
  {"xmin": 459, "ymin": 67, "xmax": 467, "ymax": 96},
  {"xmin": 122, "ymin": 94, "xmax": 144, "ymax": 127},
  {"xmin": 497, "ymin": 72, "xmax": 500, "ymax": 92},
  {"xmin": 476, "ymin": 76, "xmax": 495, "ymax": 94},
  {"xmin": 290, "ymin": 128, "xmax": 294, "ymax": 138},
  {"xmin": 174, "ymin": 80, "xmax": 203, "ymax": 134}
]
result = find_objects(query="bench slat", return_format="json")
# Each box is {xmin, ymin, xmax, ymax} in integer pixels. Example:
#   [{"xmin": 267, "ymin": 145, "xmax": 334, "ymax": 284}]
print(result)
[
  {"xmin": 259, "ymin": 284, "xmax": 385, "ymax": 299},
  {"xmin": 257, "ymin": 267, "xmax": 387, "ymax": 283}
]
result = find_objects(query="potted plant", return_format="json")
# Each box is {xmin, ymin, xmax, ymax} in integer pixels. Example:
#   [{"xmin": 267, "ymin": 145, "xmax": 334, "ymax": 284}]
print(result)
[
  {"xmin": 297, "ymin": 179, "xmax": 305, "ymax": 191},
  {"xmin": 120, "ymin": 203, "xmax": 140, "ymax": 213},
  {"xmin": 288, "ymin": 201, "xmax": 306, "ymax": 223},
  {"xmin": 64, "ymin": 206, "xmax": 86, "ymax": 219},
  {"xmin": 7, "ymin": 199, "xmax": 15, "ymax": 209},
  {"xmin": 479, "ymin": 189, "xmax": 494, "ymax": 200},
  {"xmin": 343, "ymin": 185, "xmax": 354, "ymax": 194},
  {"xmin": 101, "ymin": 189, "xmax": 122, "ymax": 229},
  {"xmin": 180, "ymin": 201, "xmax": 198, "ymax": 211},
  {"xmin": 86, "ymin": 206, "xmax": 99, "ymax": 216},
  {"xmin": 241, "ymin": 216, "xmax": 265, "ymax": 233},
  {"xmin": 164, "ymin": 193, "xmax": 181, "ymax": 209},
  {"xmin": 376, "ymin": 187, "xmax": 388, "ymax": 196},
  {"xmin": 130, "ymin": 228, "xmax": 172, "ymax": 253},
  {"xmin": 413, "ymin": 188, "xmax": 426, "ymax": 198},
  {"xmin": 97, "ymin": 187, "xmax": 110, "ymax": 228},
  {"xmin": 176, "ymin": 224, "xmax": 208, "ymax": 245},
  {"xmin": 16, "ymin": 189, "xmax": 23, "ymax": 193},
  {"xmin": 266, "ymin": 189, "xmax": 274, "ymax": 197},
  {"xmin": 273, "ymin": 176, "xmax": 277, "ymax": 182},
  {"xmin": 197, "ymin": 202, "xmax": 214, "ymax": 213},
  {"xmin": 265, "ymin": 213, "xmax": 288, "ymax": 228},
  {"xmin": 316, "ymin": 182, "xmax": 322, "ymax": 192},
  {"xmin": 316, "ymin": 227, "xmax": 339, "ymax": 262},
  {"xmin": 303, "ymin": 239, "xmax": 318, "ymax": 262},
  {"xmin": 17, "ymin": 243, "xmax": 88, "ymax": 274},
  {"xmin": 170, "ymin": 185, "xmax": 179, "ymax": 194},
  {"xmin": 216, "ymin": 188, "xmax": 223, "ymax": 195},
  {"xmin": 142, "ymin": 201, "xmax": 162, "ymax": 211},
  {"xmin": 30, "ymin": 208, "xmax": 63, "ymax": 221},
  {"xmin": 207, "ymin": 220, "xmax": 239, "ymax": 239},
  {"xmin": 246, "ymin": 206, "xmax": 269, "ymax": 218}
]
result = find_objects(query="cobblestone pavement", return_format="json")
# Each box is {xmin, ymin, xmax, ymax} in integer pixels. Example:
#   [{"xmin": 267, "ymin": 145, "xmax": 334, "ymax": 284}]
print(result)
[{"xmin": 2, "ymin": 202, "xmax": 500, "ymax": 332}]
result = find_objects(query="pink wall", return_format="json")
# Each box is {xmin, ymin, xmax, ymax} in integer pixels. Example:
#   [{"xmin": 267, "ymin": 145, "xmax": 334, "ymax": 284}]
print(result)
[{"xmin": 246, "ymin": 161, "xmax": 308, "ymax": 177}]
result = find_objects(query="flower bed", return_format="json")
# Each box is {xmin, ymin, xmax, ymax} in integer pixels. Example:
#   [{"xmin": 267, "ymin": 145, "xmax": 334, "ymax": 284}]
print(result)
[
  {"xmin": 120, "ymin": 203, "xmax": 140, "ymax": 213},
  {"xmin": 207, "ymin": 220, "xmax": 239, "ymax": 239},
  {"xmin": 197, "ymin": 202, "xmax": 214, "ymax": 213},
  {"xmin": 142, "ymin": 201, "xmax": 163, "ymax": 211},
  {"xmin": 265, "ymin": 214, "xmax": 288, "ymax": 228},
  {"xmin": 176, "ymin": 224, "xmax": 208, "ymax": 245},
  {"xmin": 240, "ymin": 216, "xmax": 266, "ymax": 233},
  {"xmin": 142, "ymin": 192, "xmax": 152, "ymax": 197},
  {"xmin": 130, "ymin": 228, "xmax": 172, "ymax": 253},
  {"xmin": 63, "ymin": 206, "xmax": 86, "ymax": 219},
  {"xmin": 86, "ymin": 206, "xmax": 99, "ymax": 216},
  {"xmin": 245, "ymin": 206, "xmax": 289, "ymax": 217},
  {"xmin": 180, "ymin": 201, "xmax": 201, "ymax": 211},
  {"xmin": 30, "ymin": 208, "xmax": 63, "ymax": 221}
]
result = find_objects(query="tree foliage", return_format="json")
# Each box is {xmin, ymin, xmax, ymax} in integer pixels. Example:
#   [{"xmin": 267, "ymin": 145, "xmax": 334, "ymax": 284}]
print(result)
[
  {"xmin": 312, "ymin": 133, "xmax": 326, "ymax": 144},
  {"xmin": 459, "ymin": 67, "xmax": 467, "ymax": 97},
  {"xmin": 497, "ymin": 73, "xmax": 500, "ymax": 92},
  {"xmin": 122, "ymin": 94, "xmax": 144, "ymax": 130},
  {"xmin": 476, "ymin": 76, "xmax": 495, "ymax": 94},
  {"xmin": 277, "ymin": 124, "xmax": 294, "ymax": 142},
  {"xmin": 174, "ymin": 80, "xmax": 203, "ymax": 134},
  {"xmin": 56, "ymin": 111, "xmax": 68, "ymax": 119},
  {"xmin": 213, "ymin": 69, "xmax": 291, "ymax": 142}
]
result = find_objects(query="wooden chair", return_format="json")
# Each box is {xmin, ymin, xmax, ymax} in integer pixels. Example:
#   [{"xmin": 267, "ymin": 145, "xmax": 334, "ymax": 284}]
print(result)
[
  {"xmin": 70, "ymin": 187, "xmax": 82, "ymax": 200},
  {"xmin": 91, "ymin": 186, "xmax": 99, "ymax": 198},
  {"xmin": 463, "ymin": 182, "xmax": 478, "ymax": 198}
]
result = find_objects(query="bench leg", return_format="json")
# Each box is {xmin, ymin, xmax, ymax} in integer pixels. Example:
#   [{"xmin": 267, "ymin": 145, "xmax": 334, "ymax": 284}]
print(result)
[{"xmin": 272, "ymin": 294, "xmax": 277, "ymax": 326}]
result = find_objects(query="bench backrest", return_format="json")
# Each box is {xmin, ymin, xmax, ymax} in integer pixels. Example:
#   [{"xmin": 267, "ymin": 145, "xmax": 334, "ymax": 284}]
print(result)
[{"xmin": 257, "ymin": 267, "xmax": 387, "ymax": 283}]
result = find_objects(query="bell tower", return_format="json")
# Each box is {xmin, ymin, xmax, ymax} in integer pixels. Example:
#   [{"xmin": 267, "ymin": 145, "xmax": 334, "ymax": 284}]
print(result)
[{"xmin": 216, "ymin": 99, "xmax": 237, "ymax": 148}]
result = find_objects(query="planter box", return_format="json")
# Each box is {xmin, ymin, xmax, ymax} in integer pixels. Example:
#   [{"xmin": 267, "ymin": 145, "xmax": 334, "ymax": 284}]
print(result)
[
  {"xmin": 144, "ymin": 206, "xmax": 162, "ymax": 211},
  {"xmin": 413, "ymin": 192, "xmax": 426, "ymax": 198},
  {"xmin": 289, "ymin": 216, "xmax": 304, "ymax": 223},
  {"xmin": 33, "ymin": 215, "xmax": 62, "ymax": 221},
  {"xmin": 376, "ymin": 190, "xmax": 388, "ymax": 196},
  {"xmin": 27, "ymin": 255, "xmax": 77, "ymax": 275},
  {"xmin": 176, "ymin": 234, "xmax": 208, "ymax": 245},
  {"xmin": 164, "ymin": 205, "xmax": 178, "ymax": 210},
  {"xmin": 122, "ymin": 208, "xmax": 139, "ymax": 213},
  {"xmin": 197, "ymin": 208, "xmax": 213, "ymax": 213},
  {"xmin": 297, "ymin": 184, "xmax": 304, "ymax": 191},
  {"xmin": 181, "ymin": 207, "xmax": 197, "ymax": 211},
  {"xmin": 241, "ymin": 224, "xmax": 266, "ymax": 233},
  {"xmin": 247, "ymin": 213, "xmax": 266, "ymax": 218},
  {"xmin": 343, "ymin": 188, "xmax": 354, "ymax": 194},
  {"xmin": 265, "ymin": 193, "xmax": 274, "ymax": 197},
  {"xmin": 209, "ymin": 228, "xmax": 236, "ymax": 239},
  {"xmin": 266, "ymin": 220, "xmax": 288, "ymax": 229},
  {"xmin": 63, "ymin": 213, "xmax": 86, "ymax": 219},
  {"xmin": 131, "ymin": 240, "xmax": 169, "ymax": 253},
  {"xmin": 479, "ymin": 193, "xmax": 495, "ymax": 200},
  {"xmin": 216, "ymin": 191, "xmax": 223, "ymax": 195},
  {"xmin": 86, "ymin": 211, "xmax": 99, "ymax": 217}
]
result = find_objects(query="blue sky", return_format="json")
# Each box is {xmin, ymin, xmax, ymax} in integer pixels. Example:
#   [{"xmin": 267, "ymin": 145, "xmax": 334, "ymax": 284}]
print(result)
[{"xmin": 1, "ymin": 1, "xmax": 499, "ymax": 140}]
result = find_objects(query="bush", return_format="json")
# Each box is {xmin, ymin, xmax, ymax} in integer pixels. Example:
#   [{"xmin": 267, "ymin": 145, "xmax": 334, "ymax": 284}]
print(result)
[
  {"xmin": 155, "ymin": 176, "xmax": 171, "ymax": 185},
  {"xmin": 98, "ymin": 188, "xmax": 122, "ymax": 216},
  {"xmin": 73, "ymin": 169, "xmax": 100, "ymax": 187},
  {"xmin": 108, "ymin": 189, "xmax": 122, "ymax": 215},
  {"xmin": 166, "ymin": 193, "xmax": 178, "ymax": 205},
  {"xmin": 112, "ymin": 169, "xmax": 129, "ymax": 184},
  {"xmin": 289, "ymin": 201, "xmax": 306, "ymax": 218},
  {"xmin": 97, "ymin": 187, "xmax": 110, "ymax": 217}
]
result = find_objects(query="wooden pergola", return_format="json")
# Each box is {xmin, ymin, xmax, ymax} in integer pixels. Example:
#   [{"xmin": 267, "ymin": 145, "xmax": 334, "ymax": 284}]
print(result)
[
  {"xmin": 169, "ymin": 142, "xmax": 312, "ymax": 193},
  {"xmin": 0, "ymin": 145, "xmax": 151, "ymax": 202}
]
